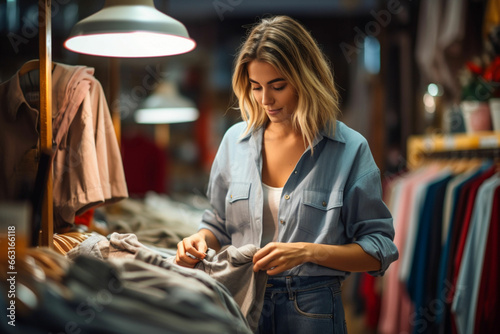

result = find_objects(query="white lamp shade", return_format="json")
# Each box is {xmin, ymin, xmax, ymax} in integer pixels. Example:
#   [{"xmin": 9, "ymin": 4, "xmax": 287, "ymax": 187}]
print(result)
[
  {"xmin": 135, "ymin": 108, "xmax": 199, "ymax": 124},
  {"xmin": 64, "ymin": 0, "xmax": 196, "ymax": 57},
  {"xmin": 134, "ymin": 82, "xmax": 199, "ymax": 124}
]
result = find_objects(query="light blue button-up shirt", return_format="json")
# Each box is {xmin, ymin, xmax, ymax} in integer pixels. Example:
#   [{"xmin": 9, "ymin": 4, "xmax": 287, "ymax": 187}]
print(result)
[{"xmin": 199, "ymin": 121, "xmax": 398, "ymax": 278}]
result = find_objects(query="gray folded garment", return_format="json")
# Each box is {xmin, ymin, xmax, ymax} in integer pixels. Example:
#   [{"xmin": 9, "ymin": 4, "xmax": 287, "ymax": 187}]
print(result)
[
  {"xmin": 66, "ymin": 233, "xmax": 108, "ymax": 260},
  {"xmin": 195, "ymin": 244, "xmax": 268, "ymax": 333},
  {"xmin": 67, "ymin": 233, "xmax": 265, "ymax": 332},
  {"xmin": 66, "ymin": 232, "xmax": 151, "ymax": 260},
  {"xmin": 160, "ymin": 244, "xmax": 267, "ymax": 332}
]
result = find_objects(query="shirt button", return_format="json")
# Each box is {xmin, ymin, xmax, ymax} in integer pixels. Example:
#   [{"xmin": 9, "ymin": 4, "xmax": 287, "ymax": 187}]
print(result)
[
  {"xmin": 230, "ymin": 195, "xmax": 233, "ymax": 199},
  {"xmin": 294, "ymin": 170, "xmax": 298, "ymax": 174},
  {"xmin": 280, "ymin": 220, "xmax": 285, "ymax": 225},
  {"xmin": 284, "ymin": 194, "xmax": 290, "ymax": 200},
  {"xmin": 322, "ymin": 201, "xmax": 327, "ymax": 207}
]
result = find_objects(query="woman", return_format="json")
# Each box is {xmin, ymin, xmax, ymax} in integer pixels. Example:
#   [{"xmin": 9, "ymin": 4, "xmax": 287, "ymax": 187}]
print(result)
[{"xmin": 175, "ymin": 15, "xmax": 398, "ymax": 333}]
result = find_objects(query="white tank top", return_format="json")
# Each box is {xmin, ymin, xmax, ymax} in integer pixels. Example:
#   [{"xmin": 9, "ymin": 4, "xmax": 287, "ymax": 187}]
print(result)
[{"xmin": 261, "ymin": 183, "xmax": 283, "ymax": 247}]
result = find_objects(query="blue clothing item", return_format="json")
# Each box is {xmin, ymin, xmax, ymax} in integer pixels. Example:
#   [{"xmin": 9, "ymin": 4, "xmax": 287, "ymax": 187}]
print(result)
[
  {"xmin": 257, "ymin": 276, "xmax": 346, "ymax": 334},
  {"xmin": 406, "ymin": 171, "xmax": 453, "ymax": 334},
  {"xmin": 199, "ymin": 121, "xmax": 398, "ymax": 277}
]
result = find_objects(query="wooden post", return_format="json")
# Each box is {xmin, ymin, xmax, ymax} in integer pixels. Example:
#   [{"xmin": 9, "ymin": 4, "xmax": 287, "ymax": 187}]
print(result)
[
  {"xmin": 39, "ymin": 0, "xmax": 53, "ymax": 247},
  {"xmin": 109, "ymin": 58, "xmax": 121, "ymax": 144}
]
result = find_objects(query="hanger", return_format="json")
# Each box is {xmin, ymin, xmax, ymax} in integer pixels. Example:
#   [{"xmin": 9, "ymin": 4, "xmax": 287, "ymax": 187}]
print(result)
[
  {"xmin": 493, "ymin": 148, "xmax": 500, "ymax": 172},
  {"xmin": 19, "ymin": 59, "xmax": 55, "ymax": 76},
  {"xmin": 421, "ymin": 150, "xmax": 484, "ymax": 174}
]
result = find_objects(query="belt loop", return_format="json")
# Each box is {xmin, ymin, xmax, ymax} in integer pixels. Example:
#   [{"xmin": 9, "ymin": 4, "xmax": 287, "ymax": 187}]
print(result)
[
  {"xmin": 286, "ymin": 276, "xmax": 294, "ymax": 300},
  {"xmin": 336, "ymin": 276, "xmax": 342, "ymax": 288}
]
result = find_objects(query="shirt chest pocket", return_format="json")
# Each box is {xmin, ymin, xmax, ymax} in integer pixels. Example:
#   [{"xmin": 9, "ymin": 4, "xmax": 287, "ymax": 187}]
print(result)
[
  {"xmin": 299, "ymin": 189, "xmax": 343, "ymax": 235},
  {"xmin": 226, "ymin": 182, "xmax": 251, "ymax": 228}
]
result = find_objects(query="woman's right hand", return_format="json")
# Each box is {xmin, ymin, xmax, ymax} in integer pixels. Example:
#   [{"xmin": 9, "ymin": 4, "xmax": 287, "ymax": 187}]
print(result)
[{"xmin": 175, "ymin": 232, "xmax": 208, "ymax": 268}]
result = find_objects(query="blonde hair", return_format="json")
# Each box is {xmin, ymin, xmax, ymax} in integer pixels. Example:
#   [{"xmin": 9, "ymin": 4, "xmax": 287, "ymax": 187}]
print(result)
[{"xmin": 232, "ymin": 15, "xmax": 340, "ymax": 149}]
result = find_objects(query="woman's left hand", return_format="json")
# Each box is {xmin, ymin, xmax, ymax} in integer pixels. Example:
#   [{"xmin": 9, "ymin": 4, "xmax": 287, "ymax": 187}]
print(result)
[{"xmin": 253, "ymin": 242, "xmax": 310, "ymax": 275}]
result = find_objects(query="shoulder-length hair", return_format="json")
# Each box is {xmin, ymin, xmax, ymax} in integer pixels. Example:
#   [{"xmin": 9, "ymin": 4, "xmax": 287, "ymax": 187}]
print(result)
[{"xmin": 232, "ymin": 15, "xmax": 340, "ymax": 148}]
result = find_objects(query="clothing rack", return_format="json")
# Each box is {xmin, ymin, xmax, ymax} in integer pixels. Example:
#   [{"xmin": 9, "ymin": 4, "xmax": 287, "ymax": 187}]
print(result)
[
  {"xmin": 381, "ymin": 134, "xmax": 500, "ymax": 334},
  {"xmin": 407, "ymin": 131, "xmax": 500, "ymax": 168},
  {"xmin": 28, "ymin": 2, "xmax": 124, "ymax": 247}
]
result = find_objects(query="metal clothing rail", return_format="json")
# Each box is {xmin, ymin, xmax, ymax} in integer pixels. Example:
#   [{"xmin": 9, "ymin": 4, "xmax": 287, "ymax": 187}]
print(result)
[{"xmin": 407, "ymin": 131, "xmax": 500, "ymax": 169}]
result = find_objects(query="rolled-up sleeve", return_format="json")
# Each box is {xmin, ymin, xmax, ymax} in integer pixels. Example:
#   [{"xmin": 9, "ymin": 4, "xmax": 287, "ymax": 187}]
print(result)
[{"xmin": 344, "ymin": 169, "xmax": 399, "ymax": 276}]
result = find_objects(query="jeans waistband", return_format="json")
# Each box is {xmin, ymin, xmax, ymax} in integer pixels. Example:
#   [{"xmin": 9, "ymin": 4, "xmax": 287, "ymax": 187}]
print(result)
[{"xmin": 264, "ymin": 276, "xmax": 341, "ymax": 292}]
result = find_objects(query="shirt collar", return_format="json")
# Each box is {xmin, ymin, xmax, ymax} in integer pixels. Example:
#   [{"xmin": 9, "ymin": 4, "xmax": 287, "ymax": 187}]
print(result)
[
  {"xmin": 4, "ymin": 71, "xmax": 34, "ymax": 122},
  {"xmin": 319, "ymin": 121, "xmax": 346, "ymax": 144},
  {"xmin": 238, "ymin": 124, "xmax": 255, "ymax": 142},
  {"xmin": 239, "ymin": 121, "xmax": 347, "ymax": 146}
]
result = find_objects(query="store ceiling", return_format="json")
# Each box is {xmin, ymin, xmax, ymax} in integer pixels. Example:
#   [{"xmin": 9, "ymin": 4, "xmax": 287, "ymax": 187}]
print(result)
[
  {"xmin": 167, "ymin": 0, "xmax": 379, "ymax": 20},
  {"xmin": 0, "ymin": 0, "xmax": 380, "ymax": 39}
]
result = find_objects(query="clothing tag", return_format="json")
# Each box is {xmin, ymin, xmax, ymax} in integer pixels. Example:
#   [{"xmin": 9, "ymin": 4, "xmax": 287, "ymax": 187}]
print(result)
[{"xmin": 24, "ymin": 92, "xmax": 40, "ymax": 110}]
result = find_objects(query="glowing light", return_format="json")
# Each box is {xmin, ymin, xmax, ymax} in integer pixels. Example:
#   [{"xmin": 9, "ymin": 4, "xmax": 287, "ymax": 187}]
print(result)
[
  {"xmin": 423, "ymin": 93, "xmax": 435, "ymax": 113},
  {"xmin": 64, "ymin": 0, "xmax": 195, "ymax": 58}
]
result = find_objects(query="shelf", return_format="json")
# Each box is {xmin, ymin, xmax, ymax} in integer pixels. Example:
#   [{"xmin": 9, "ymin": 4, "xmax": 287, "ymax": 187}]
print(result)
[{"xmin": 407, "ymin": 131, "xmax": 500, "ymax": 168}]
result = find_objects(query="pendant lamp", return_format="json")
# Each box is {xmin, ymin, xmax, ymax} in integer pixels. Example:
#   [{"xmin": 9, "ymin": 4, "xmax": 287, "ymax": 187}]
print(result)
[
  {"xmin": 134, "ymin": 81, "xmax": 199, "ymax": 124},
  {"xmin": 64, "ymin": 0, "xmax": 196, "ymax": 58}
]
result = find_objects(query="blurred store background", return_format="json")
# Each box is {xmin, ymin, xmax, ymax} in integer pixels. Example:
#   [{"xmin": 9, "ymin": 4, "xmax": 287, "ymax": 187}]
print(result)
[
  {"xmin": 0, "ymin": 0, "xmax": 419, "ymax": 196},
  {"xmin": 1, "ymin": 1, "xmax": 496, "ymax": 333},
  {"xmin": 1, "ymin": 0, "xmax": 492, "ymax": 196}
]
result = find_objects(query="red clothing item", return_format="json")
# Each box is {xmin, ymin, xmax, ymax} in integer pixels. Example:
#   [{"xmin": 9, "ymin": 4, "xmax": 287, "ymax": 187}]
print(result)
[
  {"xmin": 474, "ymin": 185, "xmax": 500, "ymax": 333},
  {"xmin": 74, "ymin": 208, "xmax": 94, "ymax": 227},
  {"xmin": 359, "ymin": 273, "xmax": 381, "ymax": 330},
  {"xmin": 121, "ymin": 134, "xmax": 167, "ymax": 197}
]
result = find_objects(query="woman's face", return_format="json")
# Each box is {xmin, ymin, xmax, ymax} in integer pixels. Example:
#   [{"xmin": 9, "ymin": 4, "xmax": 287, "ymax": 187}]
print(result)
[{"xmin": 247, "ymin": 61, "xmax": 298, "ymax": 125}]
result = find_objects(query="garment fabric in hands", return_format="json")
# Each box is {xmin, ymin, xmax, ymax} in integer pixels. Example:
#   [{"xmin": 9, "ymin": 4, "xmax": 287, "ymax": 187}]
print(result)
[
  {"xmin": 67, "ymin": 232, "xmax": 266, "ymax": 332},
  {"xmin": 64, "ymin": 232, "xmax": 252, "ymax": 333},
  {"xmin": 194, "ymin": 244, "xmax": 268, "ymax": 332},
  {"xmin": 10, "ymin": 252, "xmax": 251, "ymax": 334}
]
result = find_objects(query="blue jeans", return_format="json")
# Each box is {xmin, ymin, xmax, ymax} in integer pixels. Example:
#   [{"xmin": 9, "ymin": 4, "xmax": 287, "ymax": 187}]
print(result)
[{"xmin": 256, "ymin": 276, "xmax": 347, "ymax": 334}]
